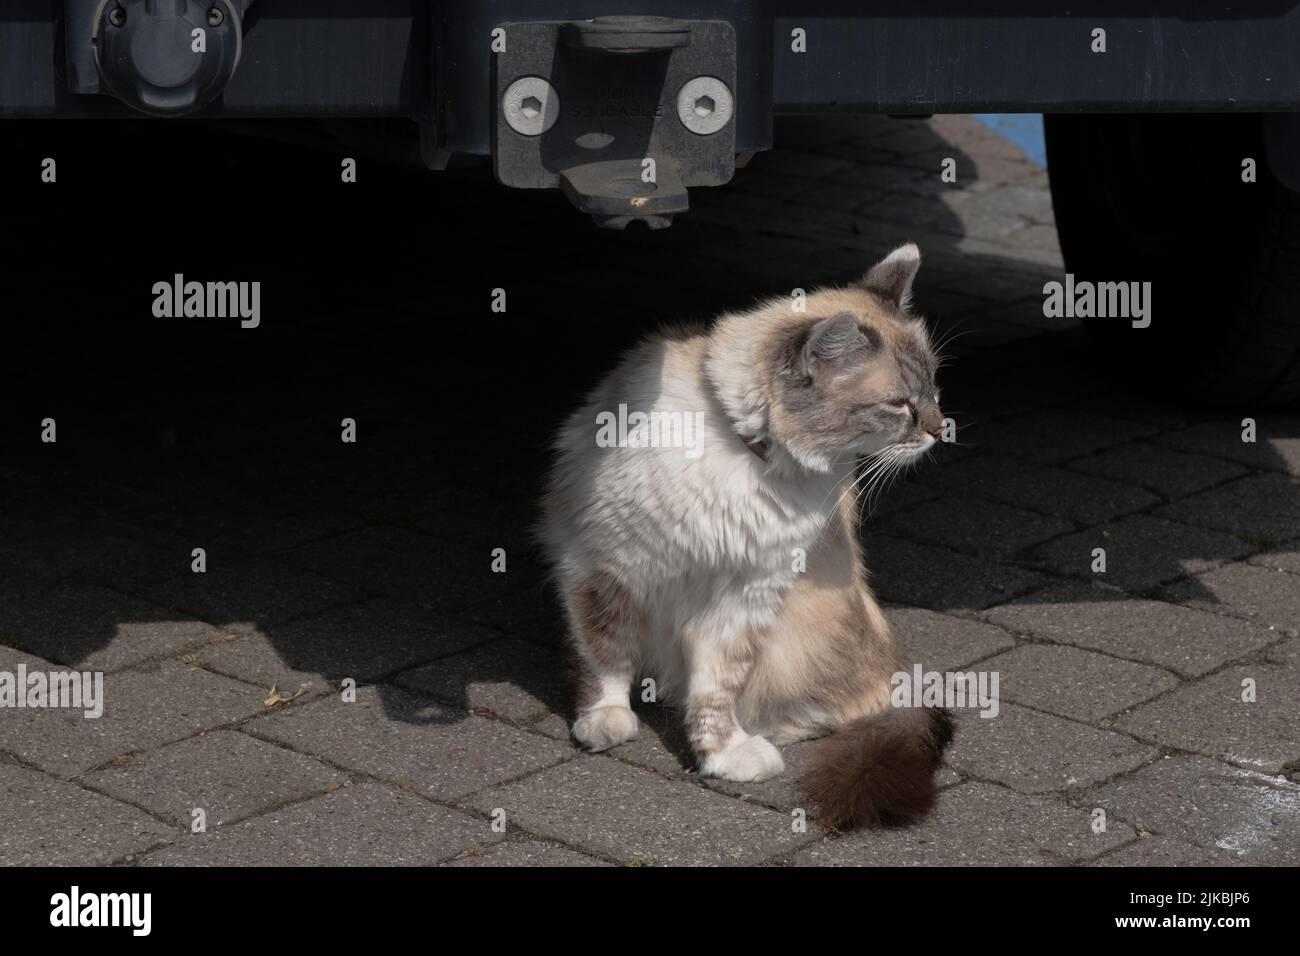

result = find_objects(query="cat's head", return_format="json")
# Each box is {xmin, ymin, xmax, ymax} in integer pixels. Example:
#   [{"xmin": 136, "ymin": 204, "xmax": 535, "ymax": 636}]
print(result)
[{"xmin": 765, "ymin": 244, "xmax": 944, "ymax": 471}]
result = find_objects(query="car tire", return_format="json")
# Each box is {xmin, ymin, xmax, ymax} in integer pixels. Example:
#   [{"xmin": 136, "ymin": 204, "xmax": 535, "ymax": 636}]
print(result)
[{"xmin": 1044, "ymin": 113, "xmax": 1300, "ymax": 407}]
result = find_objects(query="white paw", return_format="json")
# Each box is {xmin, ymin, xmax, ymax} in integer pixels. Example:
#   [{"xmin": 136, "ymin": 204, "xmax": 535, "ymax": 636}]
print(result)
[
  {"xmin": 572, "ymin": 706, "xmax": 640, "ymax": 751},
  {"xmin": 698, "ymin": 734, "xmax": 785, "ymax": 782}
]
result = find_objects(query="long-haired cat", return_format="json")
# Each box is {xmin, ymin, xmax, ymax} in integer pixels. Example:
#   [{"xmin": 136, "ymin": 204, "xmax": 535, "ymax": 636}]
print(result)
[{"xmin": 539, "ymin": 244, "xmax": 953, "ymax": 829}]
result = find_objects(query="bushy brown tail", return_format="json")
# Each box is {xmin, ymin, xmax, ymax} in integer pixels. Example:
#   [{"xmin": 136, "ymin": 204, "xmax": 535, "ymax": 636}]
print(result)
[{"xmin": 802, "ymin": 706, "xmax": 954, "ymax": 830}]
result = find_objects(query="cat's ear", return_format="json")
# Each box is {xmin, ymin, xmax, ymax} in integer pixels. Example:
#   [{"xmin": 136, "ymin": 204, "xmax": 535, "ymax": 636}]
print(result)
[
  {"xmin": 802, "ymin": 311, "xmax": 872, "ymax": 374},
  {"xmin": 861, "ymin": 243, "xmax": 921, "ymax": 309}
]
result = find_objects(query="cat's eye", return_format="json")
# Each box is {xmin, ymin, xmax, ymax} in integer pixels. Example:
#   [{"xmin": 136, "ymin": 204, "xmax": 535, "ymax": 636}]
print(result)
[{"xmin": 884, "ymin": 397, "xmax": 917, "ymax": 424}]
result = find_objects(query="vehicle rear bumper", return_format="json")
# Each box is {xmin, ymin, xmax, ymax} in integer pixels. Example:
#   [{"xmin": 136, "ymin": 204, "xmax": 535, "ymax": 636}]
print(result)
[{"xmin": 5, "ymin": 2, "xmax": 1300, "ymax": 131}]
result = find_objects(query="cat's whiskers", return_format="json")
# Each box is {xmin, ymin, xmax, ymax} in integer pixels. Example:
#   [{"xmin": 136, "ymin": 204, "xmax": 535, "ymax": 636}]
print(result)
[
  {"xmin": 811, "ymin": 451, "xmax": 875, "ymax": 515},
  {"xmin": 929, "ymin": 322, "xmax": 976, "ymax": 356},
  {"xmin": 836, "ymin": 449, "xmax": 890, "ymax": 506},
  {"xmin": 866, "ymin": 452, "xmax": 907, "ymax": 515},
  {"xmin": 871, "ymin": 440, "xmax": 926, "ymax": 513},
  {"xmin": 854, "ymin": 444, "xmax": 907, "ymax": 516},
  {"xmin": 842, "ymin": 449, "xmax": 893, "ymax": 513}
]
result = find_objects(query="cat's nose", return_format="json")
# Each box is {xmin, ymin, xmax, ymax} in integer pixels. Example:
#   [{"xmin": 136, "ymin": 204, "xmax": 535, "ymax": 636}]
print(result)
[{"xmin": 920, "ymin": 405, "xmax": 945, "ymax": 437}]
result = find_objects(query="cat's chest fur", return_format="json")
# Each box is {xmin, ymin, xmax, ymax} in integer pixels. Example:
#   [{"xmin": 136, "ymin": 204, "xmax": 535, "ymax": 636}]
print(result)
[
  {"xmin": 605, "ymin": 451, "xmax": 841, "ymax": 636},
  {"xmin": 571, "ymin": 342, "xmax": 846, "ymax": 616}
]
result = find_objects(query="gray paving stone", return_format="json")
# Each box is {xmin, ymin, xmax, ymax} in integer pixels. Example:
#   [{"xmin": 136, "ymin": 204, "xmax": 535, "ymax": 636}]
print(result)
[
  {"xmin": 701, "ymin": 737, "xmax": 824, "ymax": 812},
  {"xmin": 145, "ymin": 557, "xmax": 365, "ymax": 629},
  {"xmin": 1249, "ymin": 542, "xmax": 1300, "ymax": 576},
  {"xmin": 463, "ymin": 584, "xmax": 566, "ymax": 646},
  {"xmin": 0, "ymin": 583, "xmax": 225, "ymax": 672},
  {"xmin": 981, "ymin": 644, "xmax": 1179, "ymax": 722},
  {"xmin": 861, "ymin": 190, "xmax": 999, "ymax": 237},
  {"xmin": 1113, "ymin": 659, "xmax": 1299, "ymax": 775},
  {"xmin": 468, "ymin": 755, "xmax": 810, "ymax": 866},
  {"xmin": 1266, "ymin": 639, "xmax": 1298, "ymax": 665},
  {"xmin": 1003, "ymin": 224, "xmax": 1061, "ymax": 257},
  {"xmin": 1070, "ymin": 441, "xmax": 1250, "ymax": 500},
  {"xmin": 888, "ymin": 606, "xmax": 1016, "ymax": 671},
  {"xmin": 749, "ymin": 147, "xmax": 858, "ymax": 181},
  {"xmin": 0, "ymin": 480, "xmax": 100, "ymax": 546},
  {"xmin": 1156, "ymin": 473, "xmax": 1300, "ymax": 548},
  {"xmin": 192, "ymin": 598, "xmax": 497, "ymax": 696},
  {"xmin": 828, "ymin": 160, "xmax": 945, "ymax": 197},
  {"xmin": 1088, "ymin": 755, "xmax": 1300, "ymax": 864},
  {"xmin": 207, "ymin": 509, "xmax": 366, "ymax": 556},
  {"xmin": 935, "ymin": 764, "xmax": 963, "ymax": 788},
  {"xmin": 528, "ymin": 711, "xmax": 575, "ymax": 741},
  {"xmin": 0, "ymin": 553, "xmax": 48, "ymax": 599},
  {"xmin": 955, "ymin": 205, "xmax": 1039, "ymax": 243},
  {"xmin": 327, "ymin": 445, "xmax": 489, "ymax": 522},
  {"xmin": 1031, "ymin": 515, "xmax": 1252, "ymax": 591},
  {"xmin": 1159, "ymin": 416, "xmax": 1300, "ymax": 476},
  {"xmin": 0, "ymin": 645, "xmax": 55, "ymax": 675},
  {"xmin": 1161, "ymin": 563, "xmax": 1300, "ymax": 634},
  {"xmin": 984, "ymin": 582, "xmax": 1277, "ymax": 677},
  {"xmin": 795, "ymin": 782, "xmax": 1131, "ymax": 865},
  {"xmin": 918, "ymin": 455, "xmax": 1157, "ymax": 526},
  {"xmin": 732, "ymin": 164, "xmax": 826, "ymax": 200},
  {"xmin": 283, "ymin": 526, "xmax": 504, "ymax": 611},
  {"xmin": 247, "ymin": 686, "xmax": 572, "ymax": 801},
  {"xmin": 0, "ymin": 659, "xmax": 268, "ymax": 777},
  {"xmin": 600, "ymin": 703, "xmax": 695, "ymax": 778},
  {"xmin": 104, "ymin": 479, "xmax": 312, "ymax": 545},
  {"xmin": 976, "ymin": 409, "xmax": 1161, "ymax": 465},
  {"xmin": 0, "ymin": 520, "xmax": 194, "ymax": 592},
  {"xmin": 402, "ymin": 502, "xmax": 545, "ymax": 577},
  {"xmin": 1069, "ymin": 393, "xmax": 1208, "ymax": 430},
  {"xmin": 946, "ymin": 703, "xmax": 1158, "ymax": 794},
  {"xmin": 863, "ymin": 534, "xmax": 1047, "ymax": 611},
  {"xmin": 141, "ymin": 781, "xmax": 496, "ymax": 866},
  {"xmin": 393, "ymin": 638, "xmax": 567, "ymax": 727},
  {"xmin": 963, "ymin": 184, "xmax": 1056, "ymax": 222},
  {"xmin": 443, "ymin": 840, "xmax": 609, "ymax": 867},
  {"xmin": 935, "ymin": 114, "xmax": 1046, "ymax": 163},
  {"xmin": 1088, "ymin": 835, "xmax": 1242, "ymax": 867},
  {"xmin": 880, "ymin": 496, "xmax": 1073, "ymax": 558},
  {"xmin": 0, "ymin": 762, "xmax": 175, "ymax": 865},
  {"xmin": 861, "ymin": 477, "xmax": 939, "ymax": 522},
  {"xmin": 84, "ymin": 729, "xmax": 346, "ymax": 829}
]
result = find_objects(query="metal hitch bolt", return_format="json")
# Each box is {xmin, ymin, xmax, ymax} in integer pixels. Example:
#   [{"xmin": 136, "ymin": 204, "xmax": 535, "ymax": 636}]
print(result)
[
  {"xmin": 676, "ymin": 76, "xmax": 733, "ymax": 135},
  {"xmin": 503, "ymin": 76, "xmax": 560, "ymax": 136},
  {"xmin": 208, "ymin": 7, "xmax": 224, "ymax": 27},
  {"xmin": 108, "ymin": 5, "xmax": 127, "ymax": 27}
]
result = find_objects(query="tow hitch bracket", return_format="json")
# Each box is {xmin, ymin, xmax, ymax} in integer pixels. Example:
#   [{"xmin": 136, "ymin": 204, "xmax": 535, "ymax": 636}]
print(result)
[{"xmin": 493, "ymin": 15, "xmax": 737, "ymax": 228}]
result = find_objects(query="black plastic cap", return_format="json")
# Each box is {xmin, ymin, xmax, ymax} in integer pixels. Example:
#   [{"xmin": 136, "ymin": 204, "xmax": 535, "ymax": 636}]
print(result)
[{"xmin": 94, "ymin": 0, "xmax": 242, "ymax": 116}]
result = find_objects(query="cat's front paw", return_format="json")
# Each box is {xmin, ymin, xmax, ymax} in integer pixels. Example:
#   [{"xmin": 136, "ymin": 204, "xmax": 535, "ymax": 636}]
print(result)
[
  {"xmin": 572, "ymin": 706, "xmax": 640, "ymax": 751},
  {"xmin": 698, "ymin": 734, "xmax": 785, "ymax": 782}
]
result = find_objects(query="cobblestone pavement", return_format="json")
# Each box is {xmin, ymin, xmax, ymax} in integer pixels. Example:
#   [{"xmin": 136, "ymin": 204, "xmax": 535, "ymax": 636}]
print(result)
[{"xmin": 1, "ymin": 114, "xmax": 1298, "ymax": 866}]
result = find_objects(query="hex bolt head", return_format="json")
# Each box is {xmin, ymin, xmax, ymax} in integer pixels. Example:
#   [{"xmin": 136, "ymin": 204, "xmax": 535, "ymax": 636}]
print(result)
[
  {"xmin": 676, "ymin": 76, "xmax": 733, "ymax": 135},
  {"xmin": 208, "ymin": 7, "xmax": 225, "ymax": 27},
  {"xmin": 502, "ymin": 77, "xmax": 560, "ymax": 136},
  {"xmin": 108, "ymin": 5, "xmax": 127, "ymax": 28}
]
